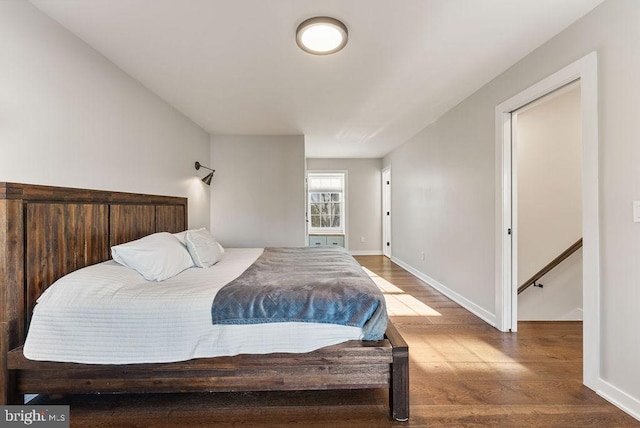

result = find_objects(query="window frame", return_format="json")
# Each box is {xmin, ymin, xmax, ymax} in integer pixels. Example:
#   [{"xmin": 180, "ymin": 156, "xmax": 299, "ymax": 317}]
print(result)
[{"xmin": 307, "ymin": 171, "xmax": 346, "ymax": 235}]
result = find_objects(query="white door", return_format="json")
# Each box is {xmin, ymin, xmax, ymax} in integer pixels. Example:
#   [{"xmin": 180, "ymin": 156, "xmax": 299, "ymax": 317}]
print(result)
[{"xmin": 382, "ymin": 167, "xmax": 391, "ymax": 258}]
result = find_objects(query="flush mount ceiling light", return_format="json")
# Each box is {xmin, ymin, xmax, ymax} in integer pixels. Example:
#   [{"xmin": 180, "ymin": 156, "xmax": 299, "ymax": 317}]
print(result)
[{"xmin": 296, "ymin": 17, "xmax": 348, "ymax": 55}]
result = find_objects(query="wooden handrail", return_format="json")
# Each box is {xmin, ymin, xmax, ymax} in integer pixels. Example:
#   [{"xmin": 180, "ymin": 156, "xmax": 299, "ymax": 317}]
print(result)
[{"xmin": 518, "ymin": 238, "xmax": 583, "ymax": 294}]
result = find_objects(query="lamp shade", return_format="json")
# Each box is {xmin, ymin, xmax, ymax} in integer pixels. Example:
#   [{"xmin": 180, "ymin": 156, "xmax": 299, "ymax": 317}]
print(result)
[{"xmin": 202, "ymin": 172, "xmax": 214, "ymax": 185}]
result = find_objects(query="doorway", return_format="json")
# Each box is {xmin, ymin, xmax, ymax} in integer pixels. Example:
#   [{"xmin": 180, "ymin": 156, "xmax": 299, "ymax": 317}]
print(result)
[
  {"xmin": 495, "ymin": 52, "xmax": 599, "ymax": 389},
  {"xmin": 513, "ymin": 82, "xmax": 583, "ymax": 323},
  {"xmin": 382, "ymin": 166, "xmax": 391, "ymax": 258}
]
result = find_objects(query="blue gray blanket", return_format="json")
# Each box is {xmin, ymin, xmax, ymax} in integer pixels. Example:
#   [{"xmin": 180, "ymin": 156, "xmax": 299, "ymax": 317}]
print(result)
[{"xmin": 211, "ymin": 247, "xmax": 387, "ymax": 340}]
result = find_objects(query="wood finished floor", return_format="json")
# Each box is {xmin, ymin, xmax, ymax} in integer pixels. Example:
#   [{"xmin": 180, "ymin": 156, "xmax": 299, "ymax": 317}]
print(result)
[{"xmin": 32, "ymin": 256, "xmax": 639, "ymax": 427}]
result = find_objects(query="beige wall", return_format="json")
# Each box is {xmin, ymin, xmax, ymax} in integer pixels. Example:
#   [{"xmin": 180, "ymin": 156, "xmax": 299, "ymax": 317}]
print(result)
[
  {"xmin": 516, "ymin": 86, "xmax": 583, "ymax": 320},
  {"xmin": 0, "ymin": 2, "xmax": 211, "ymax": 229},
  {"xmin": 384, "ymin": 0, "xmax": 640, "ymax": 410},
  {"xmin": 306, "ymin": 158, "xmax": 382, "ymax": 254},
  {"xmin": 210, "ymin": 135, "xmax": 306, "ymax": 247}
]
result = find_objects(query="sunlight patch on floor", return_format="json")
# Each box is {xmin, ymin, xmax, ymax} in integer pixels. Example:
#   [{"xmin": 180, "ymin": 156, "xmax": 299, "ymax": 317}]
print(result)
[
  {"xmin": 411, "ymin": 359, "xmax": 532, "ymax": 377},
  {"xmin": 410, "ymin": 334, "xmax": 531, "ymax": 371},
  {"xmin": 360, "ymin": 267, "xmax": 531, "ymax": 371},
  {"xmin": 362, "ymin": 267, "xmax": 442, "ymax": 317},
  {"xmin": 384, "ymin": 294, "xmax": 443, "ymax": 316}
]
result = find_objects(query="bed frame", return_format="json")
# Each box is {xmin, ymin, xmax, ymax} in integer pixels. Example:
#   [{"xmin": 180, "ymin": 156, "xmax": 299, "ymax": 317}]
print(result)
[{"xmin": 0, "ymin": 182, "xmax": 409, "ymax": 421}]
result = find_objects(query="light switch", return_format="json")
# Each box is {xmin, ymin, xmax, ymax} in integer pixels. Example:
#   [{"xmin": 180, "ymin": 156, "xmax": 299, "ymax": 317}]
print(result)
[{"xmin": 634, "ymin": 201, "xmax": 640, "ymax": 223}]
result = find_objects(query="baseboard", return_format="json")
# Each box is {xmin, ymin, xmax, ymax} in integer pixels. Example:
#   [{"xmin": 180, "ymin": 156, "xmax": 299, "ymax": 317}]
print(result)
[
  {"xmin": 350, "ymin": 250, "xmax": 383, "ymax": 256},
  {"xmin": 391, "ymin": 256, "xmax": 497, "ymax": 327},
  {"xmin": 560, "ymin": 307, "xmax": 583, "ymax": 321},
  {"xmin": 597, "ymin": 378, "xmax": 640, "ymax": 422}
]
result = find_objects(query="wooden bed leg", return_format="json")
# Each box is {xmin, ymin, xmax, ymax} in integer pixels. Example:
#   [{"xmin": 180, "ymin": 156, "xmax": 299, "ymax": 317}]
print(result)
[
  {"xmin": 385, "ymin": 322, "xmax": 409, "ymax": 421},
  {"xmin": 390, "ymin": 345, "xmax": 409, "ymax": 421}
]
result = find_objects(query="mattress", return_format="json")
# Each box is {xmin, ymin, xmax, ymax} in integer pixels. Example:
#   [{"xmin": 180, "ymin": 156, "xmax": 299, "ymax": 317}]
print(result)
[{"xmin": 23, "ymin": 248, "xmax": 363, "ymax": 364}]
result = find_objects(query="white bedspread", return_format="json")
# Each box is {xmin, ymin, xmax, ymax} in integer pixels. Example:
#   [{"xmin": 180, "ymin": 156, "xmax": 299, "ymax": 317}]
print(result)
[{"xmin": 23, "ymin": 248, "xmax": 363, "ymax": 364}]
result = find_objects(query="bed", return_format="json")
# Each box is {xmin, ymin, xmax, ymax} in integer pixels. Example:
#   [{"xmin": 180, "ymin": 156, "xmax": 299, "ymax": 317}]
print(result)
[{"xmin": 0, "ymin": 182, "xmax": 409, "ymax": 421}]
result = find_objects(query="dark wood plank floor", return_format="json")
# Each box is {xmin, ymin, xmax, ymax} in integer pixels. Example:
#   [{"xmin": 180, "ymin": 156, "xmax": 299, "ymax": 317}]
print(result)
[{"xmin": 32, "ymin": 256, "xmax": 639, "ymax": 427}]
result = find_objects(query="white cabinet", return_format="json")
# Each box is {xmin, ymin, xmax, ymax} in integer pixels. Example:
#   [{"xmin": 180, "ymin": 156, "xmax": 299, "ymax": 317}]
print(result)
[
  {"xmin": 308, "ymin": 235, "xmax": 344, "ymax": 247},
  {"xmin": 309, "ymin": 236, "xmax": 326, "ymax": 246},
  {"xmin": 326, "ymin": 236, "xmax": 344, "ymax": 247}
]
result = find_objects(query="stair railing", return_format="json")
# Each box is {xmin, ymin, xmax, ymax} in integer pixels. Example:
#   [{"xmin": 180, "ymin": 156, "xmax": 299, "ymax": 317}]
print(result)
[{"xmin": 517, "ymin": 238, "xmax": 583, "ymax": 294}]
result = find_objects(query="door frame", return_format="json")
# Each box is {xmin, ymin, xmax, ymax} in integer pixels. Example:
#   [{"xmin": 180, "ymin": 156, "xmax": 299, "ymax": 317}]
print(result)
[
  {"xmin": 494, "ymin": 52, "xmax": 599, "ymax": 389},
  {"xmin": 509, "ymin": 80, "xmax": 581, "ymax": 328},
  {"xmin": 382, "ymin": 166, "xmax": 391, "ymax": 258}
]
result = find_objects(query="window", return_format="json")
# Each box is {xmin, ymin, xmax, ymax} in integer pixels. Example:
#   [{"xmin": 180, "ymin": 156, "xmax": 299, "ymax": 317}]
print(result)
[{"xmin": 307, "ymin": 172, "xmax": 345, "ymax": 234}]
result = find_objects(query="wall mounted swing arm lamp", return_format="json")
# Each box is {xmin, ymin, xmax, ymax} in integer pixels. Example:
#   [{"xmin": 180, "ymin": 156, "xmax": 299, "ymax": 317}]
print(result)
[{"xmin": 195, "ymin": 161, "xmax": 215, "ymax": 185}]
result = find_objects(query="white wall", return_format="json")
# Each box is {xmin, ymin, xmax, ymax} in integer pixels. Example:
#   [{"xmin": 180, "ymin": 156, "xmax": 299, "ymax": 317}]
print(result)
[
  {"xmin": 519, "ymin": 249, "xmax": 584, "ymax": 321},
  {"xmin": 517, "ymin": 86, "xmax": 583, "ymax": 321},
  {"xmin": 384, "ymin": 97, "xmax": 496, "ymax": 315},
  {"xmin": 384, "ymin": 0, "xmax": 640, "ymax": 415},
  {"xmin": 0, "ymin": 2, "xmax": 211, "ymax": 229},
  {"xmin": 210, "ymin": 135, "xmax": 305, "ymax": 247},
  {"xmin": 306, "ymin": 158, "xmax": 382, "ymax": 254}
]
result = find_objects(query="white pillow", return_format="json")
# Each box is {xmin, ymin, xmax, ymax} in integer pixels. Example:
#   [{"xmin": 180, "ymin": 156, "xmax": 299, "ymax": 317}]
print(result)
[
  {"xmin": 173, "ymin": 230, "xmax": 188, "ymax": 246},
  {"xmin": 175, "ymin": 229, "xmax": 225, "ymax": 253},
  {"xmin": 111, "ymin": 232, "xmax": 194, "ymax": 281},
  {"xmin": 185, "ymin": 228, "xmax": 223, "ymax": 268}
]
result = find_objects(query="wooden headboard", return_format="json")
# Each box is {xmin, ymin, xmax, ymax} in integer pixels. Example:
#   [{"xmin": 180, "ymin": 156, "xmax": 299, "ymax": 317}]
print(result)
[{"xmin": 0, "ymin": 182, "xmax": 188, "ymax": 361}]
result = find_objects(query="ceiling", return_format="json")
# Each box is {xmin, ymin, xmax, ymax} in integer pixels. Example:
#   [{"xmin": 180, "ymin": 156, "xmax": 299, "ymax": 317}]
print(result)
[{"xmin": 30, "ymin": 0, "xmax": 603, "ymax": 158}]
